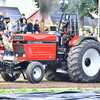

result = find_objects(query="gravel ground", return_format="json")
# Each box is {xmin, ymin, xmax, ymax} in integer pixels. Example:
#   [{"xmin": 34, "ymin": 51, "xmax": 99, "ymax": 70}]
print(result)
[{"xmin": 0, "ymin": 75, "xmax": 100, "ymax": 89}]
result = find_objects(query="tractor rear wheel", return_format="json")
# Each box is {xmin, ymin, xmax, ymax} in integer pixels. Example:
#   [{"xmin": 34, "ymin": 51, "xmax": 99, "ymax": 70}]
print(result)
[
  {"xmin": 1, "ymin": 73, "xmax": 20, "ymax": 82},
  {"xmin": 45, "ymin": 66, "xmax": 70, "ymax": 81},
  {"xmin": 67, "ymin": 40, "xmax": 100, "ymax": 83}
]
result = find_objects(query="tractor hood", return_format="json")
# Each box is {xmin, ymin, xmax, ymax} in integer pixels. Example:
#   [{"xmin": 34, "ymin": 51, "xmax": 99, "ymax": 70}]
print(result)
[{"xmin": 12, "ymin": 34, "xmax": 56, "ymax": 41}]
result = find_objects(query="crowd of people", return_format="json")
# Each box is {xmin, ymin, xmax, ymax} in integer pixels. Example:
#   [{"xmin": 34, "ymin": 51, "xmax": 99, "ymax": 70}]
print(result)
[
  {"xmin": 19, "ymin": 14, "xmax": 40, "ymax": 34},
  {"xmin": 0, "ymin": 11, "xmax": 41, "ymax": 51},
  {"xmin": 79, "ymin": 27, "xmax": 98, "ymax": 37}
]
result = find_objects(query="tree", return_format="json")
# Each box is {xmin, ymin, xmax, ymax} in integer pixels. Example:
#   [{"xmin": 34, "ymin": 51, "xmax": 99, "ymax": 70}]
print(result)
[
  {"xmin": 60, "ymin": 0, "xmax": 98, "ymax": 27},
  {"xmin": 33, "ymin": 0, "xmax": 39, "ymax": 8},
  {"xmin": 33, "ymin": 0, "xmax": 98, "ymax": 27}
]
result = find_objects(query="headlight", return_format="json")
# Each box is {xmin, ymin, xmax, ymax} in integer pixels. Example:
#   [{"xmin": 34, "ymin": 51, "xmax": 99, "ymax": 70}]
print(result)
[
  {"xmin": 16, "ymin": 54, "xmax": 18, "ymax": 57},
  {"xmin": 23, "ymin": 54, "xmax": 26, "ymax": 57}
]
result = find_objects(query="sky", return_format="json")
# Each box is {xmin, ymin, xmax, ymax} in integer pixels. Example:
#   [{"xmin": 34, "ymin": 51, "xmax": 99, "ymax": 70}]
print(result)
[{"xmin": 6, "ymin": 0, "xmax": 37, "ymax": 17}]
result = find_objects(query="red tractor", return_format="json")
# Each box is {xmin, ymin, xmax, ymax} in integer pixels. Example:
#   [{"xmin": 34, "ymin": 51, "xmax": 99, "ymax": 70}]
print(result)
[{"xmin": 0, "ymin": 13, "xmax": 100, "ymax": 83}]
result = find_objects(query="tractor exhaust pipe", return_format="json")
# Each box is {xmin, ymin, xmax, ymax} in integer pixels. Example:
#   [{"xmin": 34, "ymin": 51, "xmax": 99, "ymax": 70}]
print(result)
[
  {"xmin": 39, "ymin": 0, "xmax": 60, "ymax": 34},
  {"xmin": 40, "ymin": 17, "xmax": 44, "ymax": 34}
]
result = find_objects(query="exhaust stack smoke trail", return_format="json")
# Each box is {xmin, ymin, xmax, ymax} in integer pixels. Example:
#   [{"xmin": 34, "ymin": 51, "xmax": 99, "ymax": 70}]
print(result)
[{"xmin": 39, "ymin": 0, "xmax": 60, "ymax": 34}]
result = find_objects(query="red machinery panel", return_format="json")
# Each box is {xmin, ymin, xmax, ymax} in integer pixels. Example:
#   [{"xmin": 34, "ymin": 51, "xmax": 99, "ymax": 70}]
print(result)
[
  {"xmin": 12, "ymin": 34, "xmax": 56, "ymax": 62},
  {"xmin": 68, "ymin": 36, "xmax": 79, "ymax": 46},
  {"xmin": 13, "ymin": 34, "xmax": 56, "ymax": 41},
  {"xmin": 13, "ymin": 44, "xmax": 56, "ymax": 62}
]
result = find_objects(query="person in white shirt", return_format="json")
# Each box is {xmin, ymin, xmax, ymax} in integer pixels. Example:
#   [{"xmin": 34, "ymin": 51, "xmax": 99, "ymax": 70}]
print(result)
[
  {"xmin": 79, "ymin": 28, "xmax": 83, "ymax": 36},
  {"xmin": 93, "ymin": 29, "xmax": 98, "ymax": 37},
  {"xmin": 7, "ymin": 18, "xmax": 13, "ymax": 33}
]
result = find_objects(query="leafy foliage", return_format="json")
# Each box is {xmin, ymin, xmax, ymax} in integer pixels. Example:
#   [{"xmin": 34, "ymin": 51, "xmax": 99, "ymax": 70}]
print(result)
[
  {"xmin": 33, "ymin": 0, "xmax": 39, "ymax": 8},
  {"xmin": 60, "ymin": 0, "xmax": 98, "ymax": 19}
]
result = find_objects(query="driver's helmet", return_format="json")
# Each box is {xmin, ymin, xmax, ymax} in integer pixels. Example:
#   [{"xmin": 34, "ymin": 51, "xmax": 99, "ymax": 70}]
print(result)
[{"xmin": 62, "ymin": 19, "xmax": 69, "ymax": 27}]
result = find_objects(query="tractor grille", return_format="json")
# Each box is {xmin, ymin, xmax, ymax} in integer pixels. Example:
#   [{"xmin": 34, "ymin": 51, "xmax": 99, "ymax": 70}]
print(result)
[
  {"xmin": 13, "ymin": 36, "xmax": 23, "ymax": 40},
  {"xmin": 13, "ymin": 45, "xmax": 25, "ymax": 57}
]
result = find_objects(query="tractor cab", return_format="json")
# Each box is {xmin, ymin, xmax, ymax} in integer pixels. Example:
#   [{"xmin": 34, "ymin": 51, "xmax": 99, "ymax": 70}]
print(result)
[
  {"xmin": 58, "ymin": 13, "xmax": 79, "ymax": 47},
  {"xmin": 59, "ymin": 13, "xmax": 79, "ymax": 36}
]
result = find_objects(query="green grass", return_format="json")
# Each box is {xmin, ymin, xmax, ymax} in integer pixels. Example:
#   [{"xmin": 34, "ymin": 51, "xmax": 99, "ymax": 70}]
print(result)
[{"xmin": 0, "ymin": 88, "xmax": 100, "ymax": 93}]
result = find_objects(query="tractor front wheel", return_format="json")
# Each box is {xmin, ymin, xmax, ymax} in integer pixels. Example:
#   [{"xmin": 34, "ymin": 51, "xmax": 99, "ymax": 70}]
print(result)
[
  {"xmin": 1, "ymin": 73, "xmax": 20, "ymax": 82},
  {"xmin": 67, "ymin": 40, "xmax": 100, "ymax": 83},
  {"xmin": 26, "ymin": 62, "xmax": 44, "ymax": 83}
]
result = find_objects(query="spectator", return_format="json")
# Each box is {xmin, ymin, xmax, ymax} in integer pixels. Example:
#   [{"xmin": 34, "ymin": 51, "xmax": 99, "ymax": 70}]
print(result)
[
  {"xmin": 7, "ymin": 18, "xmax": 13, "ymax": 33},
  {"xmin": 56, "ymin": 22, "xmax": 59, "ymax": 31},
  {"xmin": 99, "ymin": 36, "xmax": 100, "ymax": 42},
  {"xmin": 0, "ymin": 37, "xmax": 5, "ymax": 51},
  {"xmin": 20, "ymin": 19, "xmax": 27, "ymax": 34},
  {"xmin": 27, "ymin": 19, "xmax": 34, "ymax": 34},
  {"xmin": 1, "ymin": 19, "xmax": 7, "ymax": 32},
  {"xmin": 93, "ymin": 29, "xmax": 98, "ymax": 37},
  {"xmin": 3, "ymin": 36, "xmax": 10, "ymax": 50},
  {"xmin": 3, "ymin": 30, "xmax": 7, "ymax": 36},
  {"xmin": 44, "ymin": 27, "xmax": 49, "ymax": 34},
  {"xmin": 4, "ymin": 13, "xmax": 10, "ymax": 24},
  {"xmin": 0, "ymin": 31, "xmax": 3, "ymax": 40},
  {"xmin": 34, "ymin": 20, "xmax": 40, "ymax": 34},
  {"xmin": 89, "ymin": 27, "xmax": 94, "ymax": 36},
  {"xmin": 84, "ymin": 31, "xmax": 87, "ymax": 36},
  {"xmin": 0, "ymin": 39, "xmax": 3, "ymax": 46},
  {"xmin": 85, "ymin": 31, "xmax": 90, "ymax": 36},
  {"xmin": 0, "ymin": 11, "xmax": 4, "ymax": 31},
  {"xmin": 0, "ymin": 32, "xmax": 3, "ymax": 44},
  {"xmin": 5, "ymin": 29, "xmax": 11, "ymax": 38},
  {"xmin": 19, "ymin": 14, "xmax": 27, "ymax": 24},
  {"xmin": 9, "ymin": 36, "xmax": 13, "ymax": 50},
  {"xmin": 79, "ymin": 28, "xmax": 83, "ymax": 36}
]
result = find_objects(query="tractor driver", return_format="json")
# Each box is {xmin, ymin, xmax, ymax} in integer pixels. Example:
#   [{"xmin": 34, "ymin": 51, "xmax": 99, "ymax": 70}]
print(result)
[{"xmin": 61, "ymin": 19, "xmax": 74, "ymax": 46}]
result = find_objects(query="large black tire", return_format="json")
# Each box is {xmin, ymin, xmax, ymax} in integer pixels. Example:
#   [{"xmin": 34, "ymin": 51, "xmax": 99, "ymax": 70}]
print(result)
[
  {"xmin": 26, "ymin": 62, "xmax": 44, "ymax": 83},
  {"xmin": 67, "ymin": 39, "xmax": 100, "ymax": 83},
  {"xmin": 45, "ymin": 66, "xmax": 70, "ymax": 81},
  {"xmin": 1, "ymin": 73, "xmax": 20, "ymax": 82}
]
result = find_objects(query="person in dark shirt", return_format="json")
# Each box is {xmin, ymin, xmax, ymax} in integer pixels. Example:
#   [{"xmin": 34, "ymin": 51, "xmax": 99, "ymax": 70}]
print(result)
[
  {"xmin": 4, "ymin": 13, "xmax": 10, "ymax": 24},
  {"xmin": 1, "ymin": 19, "xmax": 7, "ymax": 32},
  {"xmin": 0, "ymin": 11, "xmax": 4, "ymax": 31},
  {"xmin": 27, "ymin": 19, "xmax": 34, "ymax": 34},
  {"xmin": 20, "ymin": 19, "xmax": 27, "ymax": 34},
  {"xmin": 19, "ymin": 14, "xmax": 27, "ymax": 24},
  {"xmin": 34, "ymin": 20, "xmax": 40, "ymax": 34},
  {"xmin": 0, "ymin": 31, "xmax": 3, "ymax": 38}
]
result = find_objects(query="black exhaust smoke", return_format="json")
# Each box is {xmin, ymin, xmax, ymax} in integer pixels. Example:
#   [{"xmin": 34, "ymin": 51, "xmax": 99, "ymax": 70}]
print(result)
[
  {"xmin": 39, "ymin": 0, "xmax": 60, "ymax": 33},
  {"xmin": 39, "ymin": 0, "xmax": 60, "ymax": 21}
]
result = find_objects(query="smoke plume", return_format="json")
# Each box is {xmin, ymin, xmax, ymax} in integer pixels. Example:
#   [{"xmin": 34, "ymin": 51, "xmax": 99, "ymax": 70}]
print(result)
[{"xmin": 39, "ymin": 0, "xmax": 60, "ymax": 22}]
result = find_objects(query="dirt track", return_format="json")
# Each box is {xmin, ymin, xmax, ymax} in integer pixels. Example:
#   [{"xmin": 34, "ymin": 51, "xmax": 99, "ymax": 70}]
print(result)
[{"xmin": 0, "ymin": 75, "xmax": 100, "ymax": 89}]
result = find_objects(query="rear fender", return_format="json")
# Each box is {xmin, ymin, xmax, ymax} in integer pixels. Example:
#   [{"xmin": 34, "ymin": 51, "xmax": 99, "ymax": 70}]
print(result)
[
  {"xmin": 68, "ymin": 36, "xmax": 79, "ymax": 46},
  {"xmin": 68, "ymin": 36, "xmax": 99, "ymax": 46}
]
